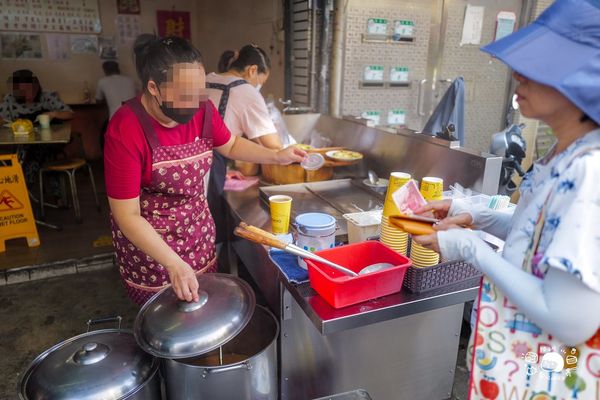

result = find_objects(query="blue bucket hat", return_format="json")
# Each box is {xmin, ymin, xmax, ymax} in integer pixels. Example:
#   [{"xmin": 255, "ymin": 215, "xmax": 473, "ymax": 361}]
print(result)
[{"xmin": 481, "ymin": 0, "xmax": 600, "ymax": 124}]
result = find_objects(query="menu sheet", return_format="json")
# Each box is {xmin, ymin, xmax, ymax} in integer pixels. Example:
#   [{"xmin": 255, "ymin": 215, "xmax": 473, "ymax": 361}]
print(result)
[{"xmin": 0, "ymin": 0, "xmax": 101, "ymax": 33}]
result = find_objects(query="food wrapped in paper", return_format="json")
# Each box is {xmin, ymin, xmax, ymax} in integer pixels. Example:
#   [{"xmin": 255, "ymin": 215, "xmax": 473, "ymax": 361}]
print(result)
[{"xmin": 11, "ymin": 119, "xmax": 34, "ymax": 135}]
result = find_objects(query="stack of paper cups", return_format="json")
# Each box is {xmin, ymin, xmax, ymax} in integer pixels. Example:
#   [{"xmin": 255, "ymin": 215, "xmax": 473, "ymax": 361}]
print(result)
[
  {"xmin": 380, "ymin": 172, "xmax": 411, "ymax": 255},
  {"xmin": 382, "ymin": 172, "xmax": 412, "ymax": 217},
  {"xmin": 410, "ymin": 239, "xmax": 440, "ymax": 268},
  {"xmin": 381, "ymin": 215, "xmax": 409, "ymax": 255}
]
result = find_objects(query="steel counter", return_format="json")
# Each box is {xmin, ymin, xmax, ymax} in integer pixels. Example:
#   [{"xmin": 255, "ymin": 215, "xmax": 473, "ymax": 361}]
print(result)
[{"xmin": 224, "ymin": 186, "xmax": 478, "ymax": 400}]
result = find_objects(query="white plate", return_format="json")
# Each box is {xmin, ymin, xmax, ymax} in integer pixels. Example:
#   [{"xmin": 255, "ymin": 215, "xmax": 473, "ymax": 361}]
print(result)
[{"xmin": 325, "ymin": 150, "xmax": 363, "ymax": 162}]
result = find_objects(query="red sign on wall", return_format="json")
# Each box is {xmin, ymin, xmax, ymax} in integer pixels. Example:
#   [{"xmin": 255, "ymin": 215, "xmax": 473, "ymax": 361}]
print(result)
[{"xmin": 156, "ymin": 10, "xmax": 191, "ymax": 40}]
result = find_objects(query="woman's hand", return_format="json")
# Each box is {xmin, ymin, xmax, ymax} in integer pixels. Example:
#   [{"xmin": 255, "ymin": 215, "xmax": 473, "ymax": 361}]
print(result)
[
  {"xmin": 414, "ymin": 199, "xmax": 453, "ymax": 219},
  {"xmin": 415, "ymin": 199, "xmax": 474, "ymax": 231},
  {"xmin": 413, "ymin": 233, "xmax": 440, "ymax": 253},
  {"xmin": 275, "ymin": 146, "xmax": 307, "ymax": 165},
  {"xmin": 166, "ymin": 262, "xmax": 200, "ymax": 302},
  {"xmin": 226, "ymin": 170, "xmax": 246, "ymax": 180}
]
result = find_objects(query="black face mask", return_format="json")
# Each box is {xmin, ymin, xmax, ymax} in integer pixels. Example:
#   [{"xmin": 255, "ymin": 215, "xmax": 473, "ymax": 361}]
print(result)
[{"xmin": 155, "ymin": 90, "xmax": 199, "ymax": 124}]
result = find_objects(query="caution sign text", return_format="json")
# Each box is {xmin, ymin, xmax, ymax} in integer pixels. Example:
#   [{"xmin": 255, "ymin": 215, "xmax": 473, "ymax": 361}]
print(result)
[{"xmin": 0, "ymin": 154, "xmax": 39, "ymax": 252}]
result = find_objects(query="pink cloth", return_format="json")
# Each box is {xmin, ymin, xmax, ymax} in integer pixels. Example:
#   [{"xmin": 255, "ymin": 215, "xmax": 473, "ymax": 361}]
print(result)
[
  {"xmin": 224, "ymin": 176, "xmax": 259, "ymax": 191},
  {"xmin": 104, "ymin": 97, "xmax": 231, "ymax": 200}
]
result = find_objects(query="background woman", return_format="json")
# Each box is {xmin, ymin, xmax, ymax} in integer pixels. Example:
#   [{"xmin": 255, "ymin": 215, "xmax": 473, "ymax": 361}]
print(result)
[
  {"xmin": 205, "ymin": 44, "xmax": 282, "ymax": 245},
  {"xmin": 0, "ymin": 69, "xmax": 74, "ymax": 195}
]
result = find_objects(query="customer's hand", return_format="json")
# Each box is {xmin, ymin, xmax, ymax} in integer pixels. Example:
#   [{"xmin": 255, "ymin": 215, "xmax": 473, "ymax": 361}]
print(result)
[
  {"xmin": 414, "ymin": 199, "xmax": 453, "ymax": 219},
  {"xmin": 167, "ymin": 262, "xmax": 199, "ymax": 302},
  {"xmin": 413, "ymin": 232, "xmax": 440, "ymax": 254},
  {"xmin": 415, "ymin": 199, "xmax": 473, "ymax": 231},
  {"xmin": 275, "ymin": 146, "xmax": 307, "ymax": 165},
  {"xmin": 434, "ymin": 213, "xmax": 474, "ymax": 231}
]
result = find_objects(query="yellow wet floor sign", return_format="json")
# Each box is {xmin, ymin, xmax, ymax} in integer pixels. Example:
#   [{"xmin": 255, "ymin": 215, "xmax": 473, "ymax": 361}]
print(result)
[{"xmin": 0, "ymin": 154, "xmax": 39, "ymax": 252}]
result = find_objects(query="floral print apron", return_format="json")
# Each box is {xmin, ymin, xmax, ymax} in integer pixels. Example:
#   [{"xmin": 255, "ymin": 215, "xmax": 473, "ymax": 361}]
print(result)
[
  {"xmin": 469, "ymin": 146, "xmax": 600, "ymax": 400},
  {"xmin": 111, "ymin": 98, "xmax": 217, "ymax": 306}
]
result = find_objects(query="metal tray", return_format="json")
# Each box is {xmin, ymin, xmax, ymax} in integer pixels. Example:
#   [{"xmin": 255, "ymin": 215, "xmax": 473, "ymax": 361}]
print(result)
[
  {"xmin": 259, "ymin": 179, "xmax": 384, "ymax": 237},
  {"xmin": 313, "ymin": 389, "xmax": 372, "ymax": 400}
]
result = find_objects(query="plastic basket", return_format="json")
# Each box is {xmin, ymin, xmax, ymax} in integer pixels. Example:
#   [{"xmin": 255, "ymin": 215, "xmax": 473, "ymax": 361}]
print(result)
[
  {"xmin": 307, "ymin": 241, "xmax": 412, "ymax": 309},
  {"xmin": 402, "ymin": 259, "xmax": 482, "ymax": 294}
]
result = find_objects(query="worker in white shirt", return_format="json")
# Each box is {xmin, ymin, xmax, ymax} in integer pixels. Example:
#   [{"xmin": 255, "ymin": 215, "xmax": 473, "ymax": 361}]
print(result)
[{"xmin": 96, "ymin": 61, "xmax": 137, "ymax": 120}]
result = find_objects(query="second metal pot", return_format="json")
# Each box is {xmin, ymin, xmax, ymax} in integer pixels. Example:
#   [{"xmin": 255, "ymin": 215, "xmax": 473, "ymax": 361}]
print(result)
[
  {"xmin": 162, "ymin": 305, "xmax": 279, "ymax": 400},
  {"xmin": 19, "ymin": 321, "xmax": 161, "ymax": 400}
]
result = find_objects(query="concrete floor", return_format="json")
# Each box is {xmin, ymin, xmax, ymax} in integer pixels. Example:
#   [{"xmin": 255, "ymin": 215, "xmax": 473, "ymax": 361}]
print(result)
[
  {"xmin": 0, "ymin": 266, "xmax": 471, "ymax": 400},
  {"xmin": 0, "ymin": 160, "xmax": 112, "ymax": 272},
  {"xmin": 0, "ymin": 267, "xmax": 138, "ymax": 399}
]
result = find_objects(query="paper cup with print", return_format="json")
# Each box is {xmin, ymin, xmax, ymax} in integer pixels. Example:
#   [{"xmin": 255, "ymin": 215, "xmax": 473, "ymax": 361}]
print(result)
[
  {"xmin": 420, "ymin": 177, "xmax": 444, "ymax": 201},
  {"xmin": 269, "ymin": 195, "xmax": 292, "ymax": 234},
  {"xmin": 38, "ymin": 114, "xmax": 50, "ymax": 129},
  {"xmin": 383, "ymin": 172, "xmax": 411, "ymax": 216}
]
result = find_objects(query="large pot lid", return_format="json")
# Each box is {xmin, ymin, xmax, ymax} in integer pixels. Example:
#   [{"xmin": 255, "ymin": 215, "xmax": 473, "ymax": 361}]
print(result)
[
  {"xmin": 20, "ymin": 329, "xmax": 157, "ymax": 400},
  {"xmin": 134, "ymin": 273, "xmax": 256, "ymax": 359}
]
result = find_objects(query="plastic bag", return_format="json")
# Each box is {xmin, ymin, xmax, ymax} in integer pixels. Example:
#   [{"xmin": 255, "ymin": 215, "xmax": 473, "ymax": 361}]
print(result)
[{"xmin": 266, "ymin": 99, "xmax": 296, "ymax": 146}]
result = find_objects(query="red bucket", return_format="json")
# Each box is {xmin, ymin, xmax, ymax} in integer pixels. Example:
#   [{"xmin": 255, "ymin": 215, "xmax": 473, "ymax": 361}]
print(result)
[{"xmin": 306, "ymin": 241, "xmax": 412, "ymax": 309}]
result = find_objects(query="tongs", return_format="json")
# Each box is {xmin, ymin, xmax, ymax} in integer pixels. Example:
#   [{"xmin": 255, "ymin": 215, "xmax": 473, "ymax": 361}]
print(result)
[{"xmin": 234, "ymin": 222, "xmax": 358, "ymax": 277}]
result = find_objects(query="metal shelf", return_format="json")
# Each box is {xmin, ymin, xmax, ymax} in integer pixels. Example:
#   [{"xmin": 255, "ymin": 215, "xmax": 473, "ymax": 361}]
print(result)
[
  {"xmin": 358, "ymin": 81, "xmax": 412, "ymax": 89},
  {"xmin": 361, "ymin": 33, "xmax": 415, "ymax": 44}
]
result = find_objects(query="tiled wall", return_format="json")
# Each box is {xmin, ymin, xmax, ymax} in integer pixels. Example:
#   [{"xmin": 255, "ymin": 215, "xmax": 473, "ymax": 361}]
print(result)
[
  {"xmin": 438, "ymin": 0, "xmax": 520, "ymax": 151},
  {"xmin": 341, "ymin": 0, "xmax": 523, "ymax": 153},
  {"xmin": 342, "ymin": 0, "xmax": 432, "ymax": 128}
]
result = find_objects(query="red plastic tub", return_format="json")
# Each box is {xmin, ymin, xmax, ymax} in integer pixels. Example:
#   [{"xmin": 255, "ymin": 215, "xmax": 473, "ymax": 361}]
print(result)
[{"xmin": 306, "ymin": 241, "xmax": 412, "ymax": 308}]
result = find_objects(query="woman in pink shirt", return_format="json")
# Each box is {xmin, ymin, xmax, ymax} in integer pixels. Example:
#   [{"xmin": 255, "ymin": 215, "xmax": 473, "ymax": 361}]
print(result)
[
  {"xmin": 206, "ymin": 44, "xmax": 282, "ymax": 244},
  {"xmin": 104, "ymin": 35, "xmax": 305, "ymax": 305}
]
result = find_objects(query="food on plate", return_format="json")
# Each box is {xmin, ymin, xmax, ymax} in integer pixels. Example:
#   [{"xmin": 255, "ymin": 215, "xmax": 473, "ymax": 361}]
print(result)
[
  {"xmin": 326, "ymin": 150, "xmax": 363, "ymax": 161},
  {"xmin": 293, "ymin": 143, "xmax": 313, "ymax": 151},
  {"xmin": 11, "ymin": 119, "xmax": 34, "ymax": 134}
]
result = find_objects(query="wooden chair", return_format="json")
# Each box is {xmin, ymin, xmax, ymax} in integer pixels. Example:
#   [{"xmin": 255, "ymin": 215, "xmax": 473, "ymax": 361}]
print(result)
[{"xmin": 38, "ymin": 158, "xmax": 100, "ymax": 223}]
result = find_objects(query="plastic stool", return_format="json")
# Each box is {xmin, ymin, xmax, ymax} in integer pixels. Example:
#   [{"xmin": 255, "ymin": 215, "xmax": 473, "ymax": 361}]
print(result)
[{"xmin": 39, "ymin": 158, "xmax": 100, "ymax": 223}]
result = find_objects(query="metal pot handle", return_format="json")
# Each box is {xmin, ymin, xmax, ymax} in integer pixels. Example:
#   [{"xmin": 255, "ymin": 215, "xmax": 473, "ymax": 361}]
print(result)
[
  {"xmin": 202, "ymin": 361, "xmax": 252, "ymax": 378},
  {"xmin": 86, "ymin": 316, "xmax": 122, "ymax": 333}
]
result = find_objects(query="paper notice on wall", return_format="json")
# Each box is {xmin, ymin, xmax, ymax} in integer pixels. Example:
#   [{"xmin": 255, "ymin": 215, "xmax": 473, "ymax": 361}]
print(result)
[
  {"xmin": 116, "ymin": 15, "xmax": 141, "ymax": 45},
  {"xmin": 46, "ymin": 34, "xmax": 70, "ymax": 61},
  {"xmin": 460, "ymin": 4, "xmax": 485, "ymax": 46},
  {"xmin": 70, "ymin": 35, "xmax": 98, "ymax": 54}
]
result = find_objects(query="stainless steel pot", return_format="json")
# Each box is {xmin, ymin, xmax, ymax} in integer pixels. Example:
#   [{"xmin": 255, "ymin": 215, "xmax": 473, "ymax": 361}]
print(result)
[
  {"xmin": 19, "ymin": 317, "xmax": 161, "ymax": 400},
  {"xmin": 162, "ymin": 305, "xmax": 279, "ymax": 400},
  {"xmin": 134, "ymin": 273, "xmax": 279, "ymax": 400}
]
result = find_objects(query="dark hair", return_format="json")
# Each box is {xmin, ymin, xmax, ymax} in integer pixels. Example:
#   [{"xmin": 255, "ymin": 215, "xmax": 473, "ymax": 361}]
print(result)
[
  {"xmin": 133, "ymin": 34, "xmax": 203, "ymax": 88},
  {"xmin": 11, "ymin": 69, "xmax": 41, "ymax": 103},
  {"xmin": 218, "ymin": 44, "xmax": 270, "ymax": 74},
  {"xmin": 102, "ymin": 61, "xmax": 120, "ymax": 75}
]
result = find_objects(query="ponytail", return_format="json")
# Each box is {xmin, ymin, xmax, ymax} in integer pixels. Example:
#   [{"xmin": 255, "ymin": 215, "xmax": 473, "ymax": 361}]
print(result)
[
  {"xmin": 217, "ymin": 50, "xmax": 237, "ymax": 73},
  {"xmin": 221, "ymin": 44, "xmax": 270, "ymax": 74}
]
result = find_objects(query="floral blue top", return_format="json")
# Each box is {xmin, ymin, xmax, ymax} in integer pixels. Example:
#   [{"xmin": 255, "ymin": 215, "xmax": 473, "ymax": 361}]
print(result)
[
  {"xmin": 503, "ymin": 129, "xmax": 600, "ymax": 293},
  {"xmin": 0, "ymin": 92, "xmax": 72, "ymax": 122}
]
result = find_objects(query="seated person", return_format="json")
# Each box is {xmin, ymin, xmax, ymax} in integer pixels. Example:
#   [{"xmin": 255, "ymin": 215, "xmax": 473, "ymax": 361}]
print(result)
[
  {"xmin": 0, "ymin": 69, "xmax": 73, "ymax": 124},
  {"xmin": 0, "ymin": 70, "xmax": 74, "ymax": 197}
]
